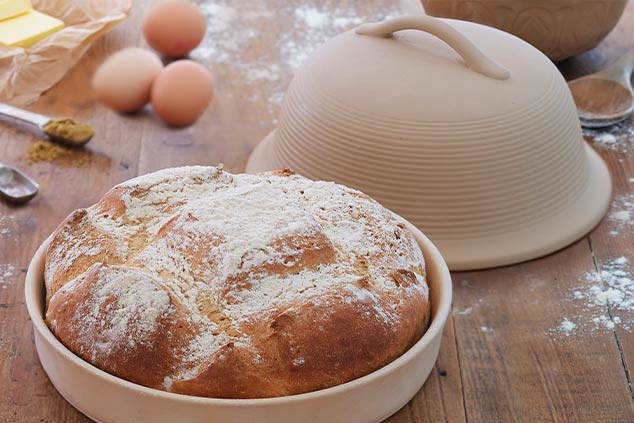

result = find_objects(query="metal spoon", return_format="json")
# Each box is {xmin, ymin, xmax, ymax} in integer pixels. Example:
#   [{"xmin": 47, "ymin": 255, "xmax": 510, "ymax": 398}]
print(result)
[
  {"xmin": 0, "ymin": 164, "xmax": 38, "ymax": 203},
  {"xmin": 568, "ymin": 50, "xmax": 634, "ymax": 128},
  {"xmin": 0, "ymin": 103, "xmax": 93, "ymax": 147}
]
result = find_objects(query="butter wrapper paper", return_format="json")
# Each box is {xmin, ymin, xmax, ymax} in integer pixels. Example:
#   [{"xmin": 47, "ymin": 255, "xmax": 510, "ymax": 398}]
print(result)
[{"xmin": 0, "ymin": 0, "xmax": 132, "ymax": 106}]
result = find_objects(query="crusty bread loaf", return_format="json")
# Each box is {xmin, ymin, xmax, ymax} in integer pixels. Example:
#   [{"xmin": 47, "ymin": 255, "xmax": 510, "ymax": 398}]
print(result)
[{"xmin": 45, "ymin": 166, "xmax": 430, "ymax": 399}]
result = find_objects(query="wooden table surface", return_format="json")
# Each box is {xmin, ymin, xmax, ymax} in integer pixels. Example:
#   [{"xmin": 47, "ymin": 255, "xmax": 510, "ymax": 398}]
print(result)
[{"xmin": 2, "ymin": 1, "xmax": 634, "ymax": 422}]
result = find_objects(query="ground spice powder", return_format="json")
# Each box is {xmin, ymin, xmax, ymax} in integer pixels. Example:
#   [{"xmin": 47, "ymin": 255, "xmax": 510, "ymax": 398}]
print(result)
[
  {"xmin": 43, "ymin": 118, "xmax": 94, "ymax": 143},
  {"xmin": 27, "ymin": 140, "xmax": 89, "ymax": 166}
]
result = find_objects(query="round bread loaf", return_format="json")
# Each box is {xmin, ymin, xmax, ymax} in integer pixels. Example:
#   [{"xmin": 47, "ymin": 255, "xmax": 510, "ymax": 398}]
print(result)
[{"xmin": 45, "ymin": 166, "xmax": 431, "ymax": 399}]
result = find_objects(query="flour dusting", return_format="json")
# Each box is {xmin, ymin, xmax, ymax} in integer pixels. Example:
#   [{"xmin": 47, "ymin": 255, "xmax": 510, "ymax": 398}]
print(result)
[
  {"xmin": 556, "ymin": 318, "xmax": 577, "ymax": 336},
  {"xmin": 584, "ymin": 117, "xmax": 634, "ymax": 153},
  {"xmin": 607, "ymin": 194, "xmax": 634, "ymax": 236},
  {"xmin": 550, "ymin": 257, "xmax": 634, "ymax": 335},
  {"xmin": 0, "ymin": 264, "xmax": 15, "ymax": 287},
  {"xmin": 453, "ymin": 306, "xmax": 472, "ymax": 316},
  {"xmin": 191, "ymin": 1, "xmax": 399, "ymax": 120},
  {"xmin": 0, "ymin": 214, "xmax": 16, "ymax": 238}
]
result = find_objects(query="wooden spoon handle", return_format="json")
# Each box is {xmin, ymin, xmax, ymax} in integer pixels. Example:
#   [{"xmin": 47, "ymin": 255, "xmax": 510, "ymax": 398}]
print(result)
[{"xmin": 602, "ymin": 50, "xmax": 634, "ymax": 82}]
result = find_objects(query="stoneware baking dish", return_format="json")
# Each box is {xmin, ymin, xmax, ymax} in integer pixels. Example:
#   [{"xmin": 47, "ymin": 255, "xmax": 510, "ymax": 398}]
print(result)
[
  {"xmin": 25, "ymin": 219, "xmax": 452, "ymax": 423},
  {"xmin": 247, "ymin": 15, "xmax": 612, "ymax": 271},
  {"xmin": 417, "ymin": 0, "xmax": 628, "ymax": 61}
]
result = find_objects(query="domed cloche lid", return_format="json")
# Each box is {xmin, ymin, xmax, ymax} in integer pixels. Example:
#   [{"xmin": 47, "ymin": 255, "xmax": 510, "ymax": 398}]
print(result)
[
  {"xmin": 303, "ymin": 15, "xmax": 550, "ymax": 122},
  {"xmin": 247, "ymin": 16, "xmax": 612, "ymax": 271}
]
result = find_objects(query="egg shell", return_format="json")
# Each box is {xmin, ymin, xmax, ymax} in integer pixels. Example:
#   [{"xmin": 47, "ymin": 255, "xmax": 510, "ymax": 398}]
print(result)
[
  {"xmin": 92, "ymin": 48, "xmax": 163, "ymax": 113},
  {"xmin": 142, "ymin": 0, "xmax": 206, "ymax": 58},
  {"xmin": 151, "ymin": 60, "xmax": 214, "ymax": 126}
]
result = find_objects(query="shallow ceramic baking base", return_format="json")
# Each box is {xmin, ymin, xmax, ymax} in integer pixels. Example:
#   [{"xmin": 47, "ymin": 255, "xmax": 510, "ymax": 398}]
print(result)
[
  {"xmin": 247, "ymin": 131, "xmax": 611, "ymax": 271},
  {"xmin": 26, "ymin": 219, "xmax": 451, "ymax": 423}
]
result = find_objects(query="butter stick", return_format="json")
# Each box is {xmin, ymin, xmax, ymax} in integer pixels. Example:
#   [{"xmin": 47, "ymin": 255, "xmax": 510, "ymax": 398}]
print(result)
[
  {"xmin": 0, "ymin": 9, "xmax": 64, "ymax": 48},
  {"xmin": 0, "ymin": 0, "xmax": 31, "ymax": 22}
]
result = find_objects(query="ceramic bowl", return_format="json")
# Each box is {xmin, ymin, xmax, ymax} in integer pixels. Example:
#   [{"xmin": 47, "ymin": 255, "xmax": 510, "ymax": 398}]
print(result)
[
  {"xmin": 247, "ymin": 15, "xmax": 612, "ymax": 271},
  {"xmin": 25, "ymin": 219, "xmax": 451, "ymax": 423},
  {"xmin": 419, "ymin": 0, "xmax": 628, "ymax": 61}
]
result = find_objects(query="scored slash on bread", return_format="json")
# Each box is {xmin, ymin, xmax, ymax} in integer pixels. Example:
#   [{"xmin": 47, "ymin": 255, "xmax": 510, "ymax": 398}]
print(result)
[{"xmin": 44, "ymin": 166, "xmax": 430, "ymax": 398}]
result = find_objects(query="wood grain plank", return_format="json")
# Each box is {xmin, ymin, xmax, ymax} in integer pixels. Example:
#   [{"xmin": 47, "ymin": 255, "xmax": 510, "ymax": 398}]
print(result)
[
  {"xmin": 0, "ymin": 3, "xmax": 146, "ymax": 422},
  {"xmin": 585, "ymin": 145, "xmax": 634, "ymax": 399},
  {"xmin": 4, "ymin": 0, "xmax": 634, "ymax": 422},
  {"xmin": 452, "ymin": 240, "xmax": 634, "ymax": 422},
  {"xmin": 559, "ymin": 0, "xmax": 634, "ymax": 413},
  {"xmin": 581, "ymin": 128, "xmax": 634, "ymax": 409},
  {"xmin": 386, "ymin": 314, "xmax": 466, "ymax": 423}
]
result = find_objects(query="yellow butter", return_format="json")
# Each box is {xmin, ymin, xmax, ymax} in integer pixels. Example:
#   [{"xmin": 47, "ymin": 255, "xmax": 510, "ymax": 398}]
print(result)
[
  {"xmin": 0, "ymin": 9, "xmax": 64, "ymax": 48},
  {"xmin": 0, "ymin": 0, "xmax": 31, "ymax": 22}
]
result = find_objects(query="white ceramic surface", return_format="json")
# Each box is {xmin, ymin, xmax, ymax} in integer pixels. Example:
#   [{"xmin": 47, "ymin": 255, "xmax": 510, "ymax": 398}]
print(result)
[
  {"xmin": 246, "ymin": 15, "xmax": 612, "ymax": 271},
  {"xmin": 26, "ymin": 219, "xmax": 452, "ymax": 423}
]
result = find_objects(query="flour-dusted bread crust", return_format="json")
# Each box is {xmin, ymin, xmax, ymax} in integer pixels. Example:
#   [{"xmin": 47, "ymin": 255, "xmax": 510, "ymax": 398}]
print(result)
[{"xmin": 45, "ymin": 166, "xmax": 430, "ymax": 399}]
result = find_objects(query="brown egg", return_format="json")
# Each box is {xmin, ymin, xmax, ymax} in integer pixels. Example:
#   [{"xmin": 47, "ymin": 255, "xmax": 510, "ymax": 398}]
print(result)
[
  {"xmin": 92, "ymin": 48, "xmax": 163, "ymax": 113},
  {"xmin": 142, "ymin": 0, "xmax": 206, "ymax": 58},
  {"xmin": 151, "ymin": 60, "xmax": 214, "ymax": 126}
]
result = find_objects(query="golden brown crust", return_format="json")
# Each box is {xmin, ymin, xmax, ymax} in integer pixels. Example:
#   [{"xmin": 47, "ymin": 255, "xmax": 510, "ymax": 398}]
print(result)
[
  {"xmin": 45, "ymin": 209, "xmax": 124, "ymax": 304},
  {"xmin": 47, "ymin": 264, "xmax": 197, "ymax": 389},
  {"xmin": 172, "ymin": 283, "xmax": 429, "ymax": 399},
  {"xmin": 44, "ymin": 166, "xmax": 430, "ymax": 398}
]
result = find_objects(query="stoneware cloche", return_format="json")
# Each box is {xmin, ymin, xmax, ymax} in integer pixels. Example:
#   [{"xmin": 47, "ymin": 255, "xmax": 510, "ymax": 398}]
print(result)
[{"xmin": 247, "ymin": 15, "xmax": 612, "ymax": 271}]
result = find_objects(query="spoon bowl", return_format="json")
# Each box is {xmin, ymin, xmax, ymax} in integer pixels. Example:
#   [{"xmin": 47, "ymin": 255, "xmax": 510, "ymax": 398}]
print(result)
[
  {"xmin": 569, "ymin": 50, "xmax": 634, "ymax": 128},
  {"xmin": 0, "ymin": 164, "xmax": 39, "ymax": 203}
]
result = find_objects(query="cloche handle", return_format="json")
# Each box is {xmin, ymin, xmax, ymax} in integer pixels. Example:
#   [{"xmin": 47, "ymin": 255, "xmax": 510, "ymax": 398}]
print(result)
[{"xmin": 355, "ymin": 15, "xmax": 511, "ymax": 81}]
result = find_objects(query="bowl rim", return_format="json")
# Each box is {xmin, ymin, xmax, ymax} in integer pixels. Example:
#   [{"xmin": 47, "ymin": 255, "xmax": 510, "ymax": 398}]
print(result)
[{"xmin": 25, "ymin": 218, "xmax": 452, "ymax": 406}]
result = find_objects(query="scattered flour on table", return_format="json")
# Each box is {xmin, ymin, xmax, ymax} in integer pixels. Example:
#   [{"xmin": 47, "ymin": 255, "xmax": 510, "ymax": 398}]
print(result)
[
  {"xmin": 594, "ymin": 133, "xmax": 618, "ymax": 146},
  {"xmin": 0, "ymin": 264, "xmax": 16, "ymax": 287},
  {"xmin": 281, "ymin": 5, "xmax": 386, "ymax": 71},
  {"xmin": 453, "ymin": 306, "xmax": 472, "ymax": 316},
  {"xmin": 191, "ymin": 1, "xmax": 399, "ymax": 120},
  {"xmin": 557, "ymin": 318, "xmax": 577, "ymax": 336},
  {"xmin": 584, "ymin": 117, "xmax": 634, "ymax": 153},
  {"xmin": 607, "ymin": 194, "xmax": 634, "ymax": 236},
  {"xmin": 556, "ymin": 118, "xmax": 634, "ymax": 333},
  {"xmin": 0, "ymin": 216, "xmax": 18, "ymax": 289},
  {"xmin": 550, "ymin": 257, "xmax": 634, "ymax": 336},
  {"xmin": 0, "ymin": 214, "xmax": 16, "ymax": 238}
]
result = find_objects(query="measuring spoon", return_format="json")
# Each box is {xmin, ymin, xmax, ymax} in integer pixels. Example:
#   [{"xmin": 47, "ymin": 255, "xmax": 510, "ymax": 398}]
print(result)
[
  {"xmin": 0, "ymin": 103, "xmax": 93, "ymax": 147},
  {"xmin": 0, "ymin": 164, "xmax": 39, "ymax": 203}
]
